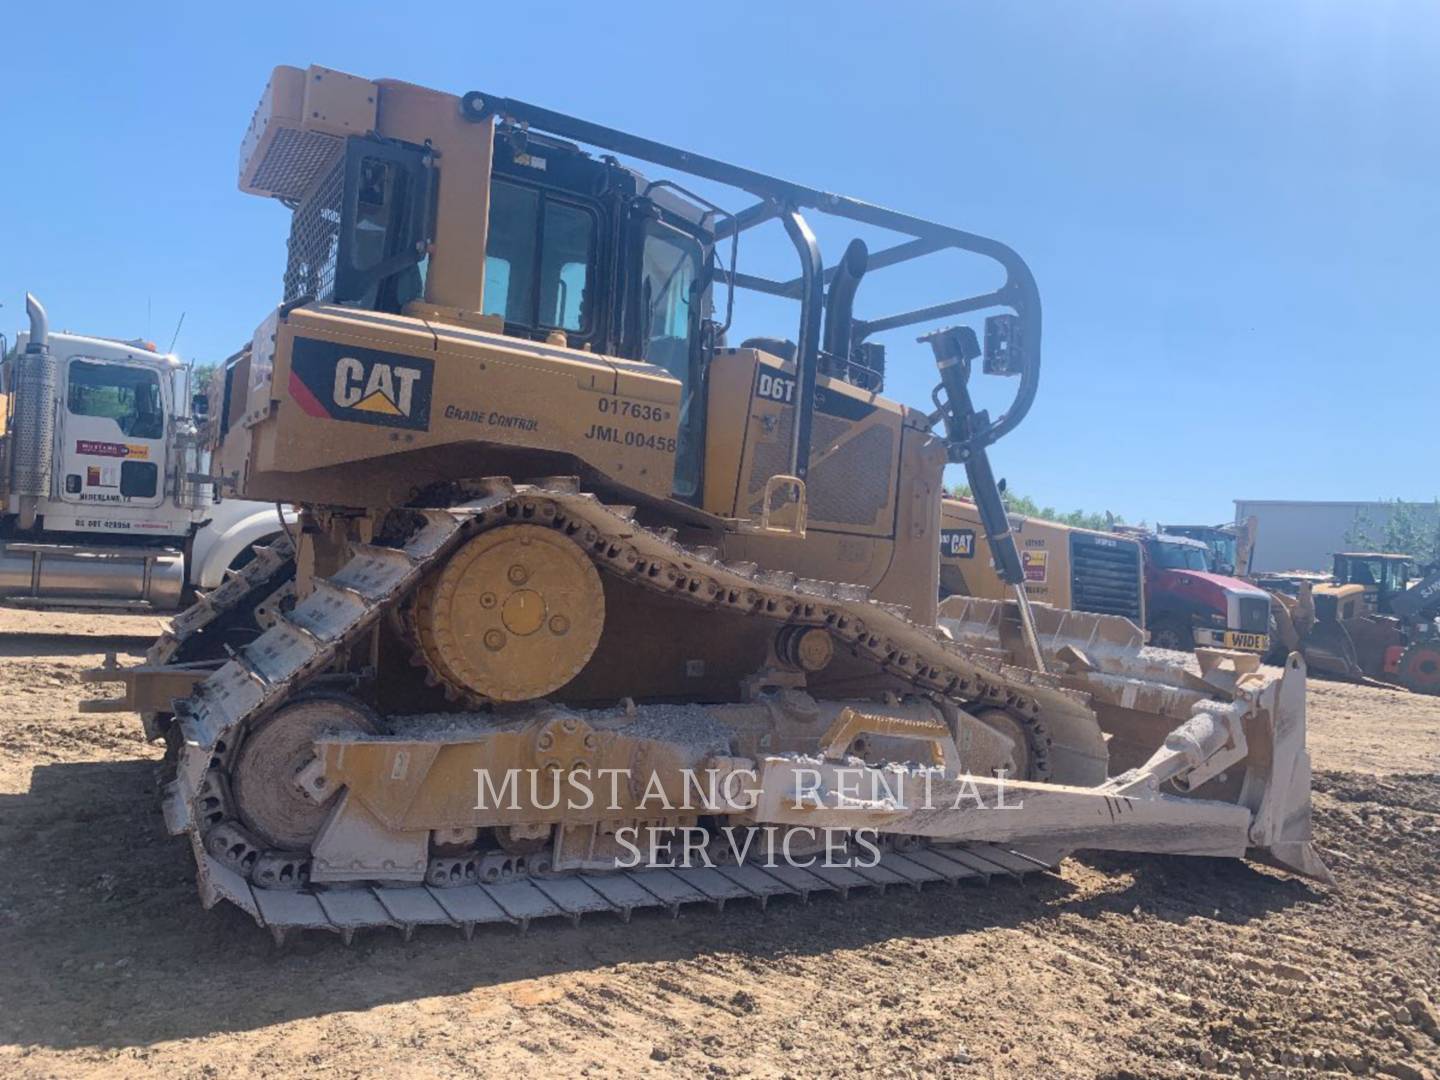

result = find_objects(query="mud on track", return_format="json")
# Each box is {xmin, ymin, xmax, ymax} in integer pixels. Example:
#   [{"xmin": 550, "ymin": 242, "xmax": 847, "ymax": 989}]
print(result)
[{"xmin": 0, "ymin": 611, "xmax": 1437, "ymax": 1079}]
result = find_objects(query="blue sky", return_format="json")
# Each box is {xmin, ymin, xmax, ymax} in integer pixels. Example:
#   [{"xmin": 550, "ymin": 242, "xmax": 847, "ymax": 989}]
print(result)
[{"xmin": 4, "ymin": 1, "xmax": 1436, "ymax": 524}]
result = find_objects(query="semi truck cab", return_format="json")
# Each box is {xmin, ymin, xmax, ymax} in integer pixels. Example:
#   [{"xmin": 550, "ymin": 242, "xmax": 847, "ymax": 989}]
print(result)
[
  {"xmin": 0, "ymin": 295, "xmax": 290, "ymax": 609},
  {"xmin": 12, "ymin": 330, "xmax": 194, "ymax": 536},
  {"xmin": 1140, "ymin": 532, "xmax": 1271, "ymax": 653}
]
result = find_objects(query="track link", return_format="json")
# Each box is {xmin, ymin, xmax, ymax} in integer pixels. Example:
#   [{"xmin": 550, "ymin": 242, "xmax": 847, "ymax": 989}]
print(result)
[
  {"xmin": 242, "ymin": 843, "xmax": 1057, "ymax": 946},
  {"xmin": 156, "ymin": 479, "xmax": 1098, "ymax": 941}
]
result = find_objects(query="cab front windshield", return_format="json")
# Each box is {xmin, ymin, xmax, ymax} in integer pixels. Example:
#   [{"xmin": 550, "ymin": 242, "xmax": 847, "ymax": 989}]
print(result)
[
  {"xmin": 640, "ymin": 223, "xmax": 704, "ymax": 496},
  {"xmin": 1338, "ymin": 557, "xmax": 1409, "ymax": 594},
  {"xmin": 1153, "ymin": 541, "xmax": 1211, "ymax": 572}
]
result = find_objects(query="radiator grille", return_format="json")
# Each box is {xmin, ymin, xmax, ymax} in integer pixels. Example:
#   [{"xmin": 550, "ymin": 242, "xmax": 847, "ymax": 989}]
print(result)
[
  {"xmin": 745, "ymin": 412, "xmax": 893, "ymax": 529},
  {"xmin": 1069, "ymin": 532, "xmax": 1143, "ymax": 620},
  {"xmin": 1238, "ymin": 595, "xmax": 1270, "ymax": 634},
  {"xmin": 248, "ymin": 126, "xmax": 346, "ymax": 202}
]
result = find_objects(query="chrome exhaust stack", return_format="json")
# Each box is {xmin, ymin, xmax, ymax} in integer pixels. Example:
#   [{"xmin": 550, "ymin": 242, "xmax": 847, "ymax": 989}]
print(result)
[{"xmin": 10, "ymin": 294, "xmax": 58, "ymax": 530}]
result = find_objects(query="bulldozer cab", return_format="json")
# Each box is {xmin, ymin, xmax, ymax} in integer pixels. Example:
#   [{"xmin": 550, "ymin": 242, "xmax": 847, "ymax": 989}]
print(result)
[
  {"xmin": 474, "ymin": 132, "xmax": 715, "ymax": 495},
  {"xmin": 1331, "ymin": 552, "xmax": 1411, "ymax": 614}
]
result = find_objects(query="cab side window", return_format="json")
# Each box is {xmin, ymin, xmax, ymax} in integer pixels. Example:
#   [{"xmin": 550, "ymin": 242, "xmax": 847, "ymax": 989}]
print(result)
[
  {"xmin": 67, "ymin": 360, "xmax": 164, "ymax": 440},
  {"xmin": 483, "ymin": 179, "xmax": 596, "ymax": 335}
]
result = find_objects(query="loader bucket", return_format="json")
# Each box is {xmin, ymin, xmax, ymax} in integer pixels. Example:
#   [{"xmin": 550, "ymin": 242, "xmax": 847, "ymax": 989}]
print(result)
[{"xmin": 938, "ymin": 596, "xmax": 1331, "ymax": 882}]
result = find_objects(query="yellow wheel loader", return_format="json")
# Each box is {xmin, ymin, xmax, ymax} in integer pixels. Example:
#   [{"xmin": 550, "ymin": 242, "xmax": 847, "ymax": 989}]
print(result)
[
  {"xmin": 88, "ymin": 65, "xmax": 1327, "ymax": 942},
  {"xmin": 1267, "ymin": 553, "xmax": 1440, "ymax": 694}
]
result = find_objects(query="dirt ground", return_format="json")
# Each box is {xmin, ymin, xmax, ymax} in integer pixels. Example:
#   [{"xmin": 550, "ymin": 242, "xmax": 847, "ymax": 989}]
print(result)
[{"xmin": 1, "ymin": 612, "xmax": 1437, "ymax": 1080}]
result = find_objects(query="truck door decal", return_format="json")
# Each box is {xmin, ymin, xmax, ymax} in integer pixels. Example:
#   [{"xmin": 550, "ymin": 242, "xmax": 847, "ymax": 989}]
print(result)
[
  {"xmin": 289, "ymin": 337, "xmax": 433, "ymax": 431},
  {"xmin": 75, "ymin": 440, "xmax": 149, "ymax": 459}
]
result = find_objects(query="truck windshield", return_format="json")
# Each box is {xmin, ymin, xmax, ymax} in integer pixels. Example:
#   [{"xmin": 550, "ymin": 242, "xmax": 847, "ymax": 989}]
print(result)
[
  {"xmin": 641, "ymin": 223, "xmax": 703, "ymax": 495},
  {"xmin": 1153, "ymin": 541, "xmax": 1210, "ymax": 571}
]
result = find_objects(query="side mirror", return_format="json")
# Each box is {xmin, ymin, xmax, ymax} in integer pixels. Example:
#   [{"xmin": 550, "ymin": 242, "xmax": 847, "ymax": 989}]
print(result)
[{"xmin": 192, "ymin": 393, "xmax": 210, "ymax": 420}]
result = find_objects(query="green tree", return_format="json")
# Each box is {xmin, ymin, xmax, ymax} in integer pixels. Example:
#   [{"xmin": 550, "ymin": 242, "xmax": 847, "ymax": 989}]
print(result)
[
  {"xmin": 1345, "ymin": 499, "xmax": 1440, "ymax": 567},
  {"xmin": 949, "ymin": 484, "xmax": 1121, "ymax": 531},
  {"xmin": 1343, "ymin": 506, "xmax": 1377, "ymax": 551}
]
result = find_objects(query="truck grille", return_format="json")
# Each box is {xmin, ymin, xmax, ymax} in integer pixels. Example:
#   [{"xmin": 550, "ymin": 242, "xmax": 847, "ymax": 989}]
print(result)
[
  {"xmin": 1069, "ymin": 532, "xmax": 1143, "ymax": 621},
  {"xmin": 1238, "ymin": 595, "xmax": 1270, "ymax": 634}
]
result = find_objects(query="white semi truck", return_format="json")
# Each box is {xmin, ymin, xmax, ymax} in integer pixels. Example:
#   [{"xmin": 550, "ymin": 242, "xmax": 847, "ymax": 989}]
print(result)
[{"xmin": 0, "ymin": 294, "xmax": 290, "ymax": 610}]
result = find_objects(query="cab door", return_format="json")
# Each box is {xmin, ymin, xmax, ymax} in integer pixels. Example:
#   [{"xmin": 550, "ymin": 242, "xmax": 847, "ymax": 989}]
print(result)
[
  {"xmin": 635, "ymin": 219, "xmax": 706, "ymax": 500},
  {"xmin": 57, "ymin": 356, "xmax": 168, "ymax": 510}
]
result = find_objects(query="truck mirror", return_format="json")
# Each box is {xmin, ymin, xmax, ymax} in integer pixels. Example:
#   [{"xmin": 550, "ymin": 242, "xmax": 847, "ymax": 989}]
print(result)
[{"xmin": 192, "ymin": 393, "xmax": 210, "ymax": 419}]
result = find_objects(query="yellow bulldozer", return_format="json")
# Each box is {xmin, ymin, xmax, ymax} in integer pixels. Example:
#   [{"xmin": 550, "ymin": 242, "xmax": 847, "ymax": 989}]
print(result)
[
  {"xmin": 939, "ymin": 497, "xmax": 1145, "ymax": 623},
  {"xmin": 87, "ymin": 65, "xmax": 1326, "ymax": 941}
]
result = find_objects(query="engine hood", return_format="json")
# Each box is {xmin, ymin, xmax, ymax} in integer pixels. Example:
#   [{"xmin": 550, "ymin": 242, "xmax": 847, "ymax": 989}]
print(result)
[{"xmin": 1169, "ymin": 570, "xmax": 1268, "ymax": 598}]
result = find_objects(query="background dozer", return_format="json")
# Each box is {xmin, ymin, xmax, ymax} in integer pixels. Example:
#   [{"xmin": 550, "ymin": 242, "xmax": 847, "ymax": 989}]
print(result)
[
  {"xmin": 91, "ymin": 64, "xmax": 1327, "ymax": 941},
  {"xmin": 938, "ymin": 496, "xmax": 1145, "ymax": 623}
]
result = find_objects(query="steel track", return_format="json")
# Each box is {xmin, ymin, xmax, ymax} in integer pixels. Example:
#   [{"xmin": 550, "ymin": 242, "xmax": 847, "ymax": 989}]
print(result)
[{"xmin": 153, "ymin": 478, "xmax": 1087, "ymax": 942}]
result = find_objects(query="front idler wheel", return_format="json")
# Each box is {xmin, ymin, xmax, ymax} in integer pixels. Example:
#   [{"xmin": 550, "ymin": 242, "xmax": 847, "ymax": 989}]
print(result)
[{"xmin": 230, "ymin": 694, "xmax": 381, "ymax": 851}]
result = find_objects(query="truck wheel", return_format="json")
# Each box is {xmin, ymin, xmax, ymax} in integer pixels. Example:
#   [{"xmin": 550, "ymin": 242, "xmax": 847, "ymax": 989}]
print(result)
[{"xmin": 1149, "ymin": 615, "xmax": 1192, "ymax": 652}]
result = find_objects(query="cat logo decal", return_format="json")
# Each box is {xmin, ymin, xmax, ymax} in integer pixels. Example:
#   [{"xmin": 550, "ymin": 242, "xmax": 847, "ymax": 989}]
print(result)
[{"xmin": 288, "ymin": 337, "xmax": 433, "ymax": 431}]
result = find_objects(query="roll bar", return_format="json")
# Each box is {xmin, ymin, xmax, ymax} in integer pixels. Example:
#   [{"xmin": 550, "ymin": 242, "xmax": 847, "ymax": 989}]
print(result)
[
  {"xmin": 779, "ymin": 208, "xmax": 822, "ymax": 481},
  {"xmin": 459, "ymin": 90, "xmax": 1042, "ymax": 466}
]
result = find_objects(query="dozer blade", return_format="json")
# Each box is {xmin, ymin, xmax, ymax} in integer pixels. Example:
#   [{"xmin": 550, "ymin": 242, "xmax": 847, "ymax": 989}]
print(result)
[{"xmin": 937, "ymin": 596, "xmax": 1330, "ymax": 883}]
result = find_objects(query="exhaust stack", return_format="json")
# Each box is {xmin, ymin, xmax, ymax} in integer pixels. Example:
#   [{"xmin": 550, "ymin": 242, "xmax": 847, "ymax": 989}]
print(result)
[
  {"xmin": 822, "ymin": 238, "xmax": 868, "ymax": 363},
  {"xmin": 10, "ymin": 294, "xmax": 58, "ymax": 529}
]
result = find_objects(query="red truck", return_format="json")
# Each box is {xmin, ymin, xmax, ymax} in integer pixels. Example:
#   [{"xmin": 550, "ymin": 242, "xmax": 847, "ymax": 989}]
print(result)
[{"xmin": 1133, "ymin": 531, "xmax": 1272, "ymax": 653}]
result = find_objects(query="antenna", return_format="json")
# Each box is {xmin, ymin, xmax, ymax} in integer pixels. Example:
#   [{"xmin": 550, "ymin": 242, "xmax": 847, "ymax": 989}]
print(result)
[{"xmin": 168, "ymin": 312, "xmax": 186, "ymax": 354}]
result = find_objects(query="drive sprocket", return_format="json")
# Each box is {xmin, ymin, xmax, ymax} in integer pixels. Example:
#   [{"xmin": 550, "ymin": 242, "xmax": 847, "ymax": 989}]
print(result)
[{"xmin": 410, "ymin": 523, "xmax": 606, "ymax": 702}]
